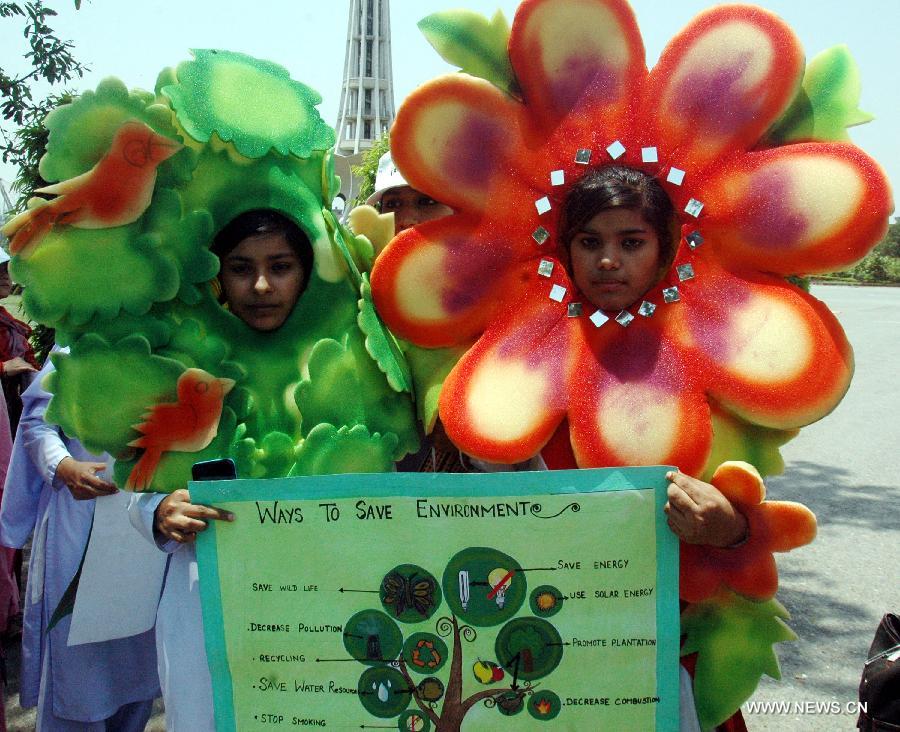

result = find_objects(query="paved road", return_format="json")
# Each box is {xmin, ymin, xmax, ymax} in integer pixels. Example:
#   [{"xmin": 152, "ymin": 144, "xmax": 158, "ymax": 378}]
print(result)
[
  {"xmin": 2, "ymin": 285, "xmax": 896, "ymax": 730},
  {"xmin": 742, "ymin": 285, "xmax": 900, "ymax": 731}
]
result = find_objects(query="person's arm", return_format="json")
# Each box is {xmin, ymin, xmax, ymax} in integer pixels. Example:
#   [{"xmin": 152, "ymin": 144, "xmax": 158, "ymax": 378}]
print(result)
[
  {"xmin": 664, "ymin": 470, "xmax": 748, "ymax": 547},
  {"xmin": 19, "ymin": 363, "xmax": 116, "ymax": 500},
  {"xmin": 0, "ymin": 356, "xmax": 36, "ymax": 377},
  {"xmin": 128, "ymin": 491, "xmax": 178, "ymax": 553},
  {"xmin": 153, "ymin": 489, "xmax": 234, "ymax": 545},
  {"xmin": 53, "ymin": 457, "xmax": 118, "ymax": 500}
]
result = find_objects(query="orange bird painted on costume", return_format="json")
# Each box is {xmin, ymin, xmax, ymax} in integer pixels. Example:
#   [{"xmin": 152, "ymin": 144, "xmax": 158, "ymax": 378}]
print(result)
[
  {"xmin": 2, "ymin": 120, "xmax": 182, "ymax": 255},
  {"xmin": 126, "ymin": 369, "xmax": 236, "ymax": 492}
]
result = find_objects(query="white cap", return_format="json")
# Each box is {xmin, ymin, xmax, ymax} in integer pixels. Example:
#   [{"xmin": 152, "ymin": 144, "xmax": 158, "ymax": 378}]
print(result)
[
  {"xmin": 0, "ymin": 249, "xmax": 9, "ymax": 265},
  {"xmin": 365, "ymin": 151, "xmax": 409, "ymax": 206}
]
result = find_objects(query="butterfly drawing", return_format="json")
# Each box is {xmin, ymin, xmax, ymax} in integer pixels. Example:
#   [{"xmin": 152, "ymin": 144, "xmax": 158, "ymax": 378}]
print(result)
[{"xmin": 381, "ymin": 571, "xmax": 436, "ymax": 618}]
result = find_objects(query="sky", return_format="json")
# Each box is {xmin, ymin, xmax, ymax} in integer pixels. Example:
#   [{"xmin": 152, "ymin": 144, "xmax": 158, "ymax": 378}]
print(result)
[{"xmin": 1, "ymin": 0, "xmax": 897, "ymax": 216}]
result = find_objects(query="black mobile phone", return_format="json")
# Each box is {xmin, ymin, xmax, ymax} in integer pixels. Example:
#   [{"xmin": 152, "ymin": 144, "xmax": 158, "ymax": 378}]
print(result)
[{"xmin": 191, "ymin": 458, "xmax": 237, "ymax": 482}]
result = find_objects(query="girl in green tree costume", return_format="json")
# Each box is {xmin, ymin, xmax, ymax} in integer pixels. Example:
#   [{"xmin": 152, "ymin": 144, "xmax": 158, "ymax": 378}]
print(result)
[
  {"xmin": 3, "ymin": 50, "xmax": 419, "ymax": 730},
  {"xmin": 5, "ymin": 48, "xmax": 418, "ymax": 488}
]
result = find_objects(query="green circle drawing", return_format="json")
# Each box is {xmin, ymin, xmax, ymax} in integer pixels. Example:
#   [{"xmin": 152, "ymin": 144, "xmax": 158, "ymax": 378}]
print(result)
[
  {"xmin": 528, "ymin": 690, "xmax": 562, "ymax": 720},
  {"xmin": 442, "ymin": 547, "xmax": 525, "ymax": 627},
  {"xmin": 380, "ymin": 564, "xmax": 442, "ymax": 623},
  {"xmin": 417, "ymin": 676, "xmax": 445, "ymax": 704},
  {"xmin": 494, "ymin": 617, "xmax": 563, "ymax": 681},
  {"xmin": 495, "ymin": 691, "xmax": 526, "ymax": 716},
  {"xmin": 402, "ymin": 633, "xmax": 448, "ymax": 675},
  {"xmin": 397, "ymin": 710, "xmax": 431, "ymax": 732},
  {"xmin": 529, "ymin": 585, "xmax": 564, "ymax": 618},
  {"xmin": 358, "ymin": 667, "xmax": 410, "ymax": 718},
  {"xmin": 343, "ymin": 610, "xmax": 402, "ymax": 666}
]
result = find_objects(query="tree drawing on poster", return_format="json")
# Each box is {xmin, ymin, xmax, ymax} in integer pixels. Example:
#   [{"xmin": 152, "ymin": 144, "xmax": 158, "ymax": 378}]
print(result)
[{"xmin": 342, "ymin": 547, "xmax": 566, "ymax": 730}]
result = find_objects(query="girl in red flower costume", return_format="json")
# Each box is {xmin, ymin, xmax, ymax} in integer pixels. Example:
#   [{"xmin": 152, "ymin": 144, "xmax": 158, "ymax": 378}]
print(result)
[{"xmin": 370, "ymin": 0, "xmax": 892, "ymax": 726}]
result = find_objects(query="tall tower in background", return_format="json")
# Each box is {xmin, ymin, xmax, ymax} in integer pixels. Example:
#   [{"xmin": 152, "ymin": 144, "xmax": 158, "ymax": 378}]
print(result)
[{"xmin": 335, "ymin": 0, "xmax": 395, "ymax": 157}]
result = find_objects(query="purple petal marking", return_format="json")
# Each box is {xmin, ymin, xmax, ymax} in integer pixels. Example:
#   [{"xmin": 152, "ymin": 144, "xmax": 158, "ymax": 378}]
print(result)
[
  {"xmin": 547, "ymin": 55, "xmax": 618, "ymax": 116},
  {"xmin": 597, "ymin": 327, "xmax": 664, "ymax": 382},
  {"xmin": 444, "ymin": 115, "xmax": 506, "ymax": 189},
  {"xmin": 670, "ymin": 54, "xmax": 762, "ymax": 137},
  {"xmin": 495, "ymin": 310, "xmax": 568, "ymax": 374},
  {"xmin": 687, "ymin": 279, "xmax": 755, "ymax": 363},
  {"xmin": 441, "ymin": 236, "xmax": 513, "ymax": 315},
  {"xmin": 737, "ymin": 168, "xmax": 808, "ymax": 249}
]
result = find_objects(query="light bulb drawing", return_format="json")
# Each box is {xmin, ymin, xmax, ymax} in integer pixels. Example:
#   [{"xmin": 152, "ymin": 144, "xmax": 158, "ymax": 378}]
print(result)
[
  {"xmin": 487, "ymin": 568, "xmax": 514, "ymax": 609},
  {"xmin": 458, "ymin": 570, "xmax": 470, "ymax": 610}
]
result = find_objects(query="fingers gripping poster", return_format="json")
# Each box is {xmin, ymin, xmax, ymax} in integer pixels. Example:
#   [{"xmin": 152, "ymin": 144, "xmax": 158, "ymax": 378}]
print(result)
[{"xmin": 194, "ymin": 468, "xmax": 680, "ymax": 731}]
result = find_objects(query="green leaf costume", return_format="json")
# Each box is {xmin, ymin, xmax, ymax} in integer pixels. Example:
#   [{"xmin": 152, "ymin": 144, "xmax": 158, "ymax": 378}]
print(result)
[{"xmin": 12, "ymin": 50, "xmax": 417, "ymax": 491}]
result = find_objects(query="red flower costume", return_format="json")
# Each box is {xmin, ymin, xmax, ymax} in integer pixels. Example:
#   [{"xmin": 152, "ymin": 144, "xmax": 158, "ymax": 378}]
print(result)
[
  {"xmin": 374, "ymin": 2, "xmax": 890, "ymax": 478},
  {"xmin": 370, "ymin": 0, "xmax": 891, "ymax": 725}
]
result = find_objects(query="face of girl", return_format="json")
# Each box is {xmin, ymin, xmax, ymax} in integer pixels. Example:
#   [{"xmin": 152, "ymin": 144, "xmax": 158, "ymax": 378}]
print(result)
[
  {"xmin": 380, "ymin": 185, "xmax": 453, "ymax": 233},
  {"xmin": 219, "ymin": 232, "xmax": 306, "ymax": 332},
  {"xmin": 567, "ymin": 208, "xmax": 661, "ymax": 312}
]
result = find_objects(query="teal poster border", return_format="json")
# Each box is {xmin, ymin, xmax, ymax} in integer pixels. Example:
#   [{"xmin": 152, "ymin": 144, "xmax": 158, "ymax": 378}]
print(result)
[{"xmin": 193, "ymin": 465, "xmax": 680, "ymax": 731}]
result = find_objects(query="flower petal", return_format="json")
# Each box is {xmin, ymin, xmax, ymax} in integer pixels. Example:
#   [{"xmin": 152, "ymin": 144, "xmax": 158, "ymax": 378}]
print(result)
[
  {"xmin": 683, "ymin": 262, "xmax": 853, "ymax": 429},
  {"xmin": 710, "ymin": 461, "xmax": 765, "ymax": 505},
  {"xmin": 569, "ymin": 317, "xmax": 711, "ymax": 475},
  {"xmin": 509, "ymin": 0, "xmax": 645, "ymax": 131},
  {"xmin": 644, "ymin": 5, "xmax": 803, "ymax": 168},
  {"xmin": 371, "ymin": 215, "xmax": 533, "ymax": 348},
  {"xmin": 390, "ymin": 74, "xmax": 527, "ymax": 213},
  {"xmin": 438, "ymin": 269, "xmax": 573, "ymax": 462},
  {"xmin": 699, "ymin": 143, "xmax": 892, "ymax": 274},
  {"xmin": 761, "ymin": 501, "xmax": 817, "ymax": 552}
]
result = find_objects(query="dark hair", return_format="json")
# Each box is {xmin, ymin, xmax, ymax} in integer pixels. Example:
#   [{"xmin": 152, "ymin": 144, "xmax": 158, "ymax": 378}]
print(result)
[
  {"xmin": 212, "ymin": 209, "xmax": 314, "ymax": 277},
  {"xmin": 559, "ymin": 166, "xmax": 676, "ymax": 267}
]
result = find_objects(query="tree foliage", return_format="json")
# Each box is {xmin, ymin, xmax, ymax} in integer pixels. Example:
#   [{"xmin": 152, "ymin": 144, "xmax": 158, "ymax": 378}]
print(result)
[
  {"xmin": 873, "ymin": 219, "xmax": 900, "ymax": 259},
  {"xmin": 816, "ymin": 220, "xmax": 900, "ymax": 284},
  {"xmin": 1, "ymin": 1, "xmax": 85, "ymax": 208},
  {"xmin": 350, "ymin": 131, "xmax": 390, "ymax": 207}
]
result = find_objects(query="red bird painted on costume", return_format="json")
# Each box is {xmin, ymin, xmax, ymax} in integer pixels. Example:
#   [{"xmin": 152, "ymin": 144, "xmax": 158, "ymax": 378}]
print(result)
[
  {"xmin": 2, "ymin": 120, "xmax": 182, "ymax": 255},
  {"xmin": 126, "ymin": 368, "xmax": 236, "ymax": 492}
]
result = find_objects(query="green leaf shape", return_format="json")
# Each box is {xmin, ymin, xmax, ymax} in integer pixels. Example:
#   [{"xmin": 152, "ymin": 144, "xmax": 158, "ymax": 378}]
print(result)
[
  {"xmin": 45, "ymin": 335, "xmax": 186, "ymax": 456},
  {"xmin": 323, "ymin": 210, "xmax": 363, "ymax": 289},
  {"xmin": 294, "ymin": 333, "xmax": 418, "ymax": 460},
  {"xmin": 39, "ymin": 77, "xmax": 176, "ymax": 182},
  {"xmin": 171, "ymin": 145, "xmax": 345, "ymax": 284},
  {"xmin": 765, "ymin": 45, "xmax": 874, "ymax": 145},
  {"xmin": 681, "ymin": 592, "xmax": 797, "ymax": 729},
  {"xmin": 162, "ymin": 49, "xmax": 335, "ymax": 159},
  {"xmin": 292, "ymin": 424, "xmax": 398, "ymax": 475},
  {"xmin": 53, "ymin": 312, "xmax": 173, "ymax": 352},
  {"xmin": 12, "ymin": 224, "xmax": 179, "ymax": 329},
  {"xmin": 256, "ymin": 431, "xmax": 297, "ymax": 477},
  {"xmin": 357, "ymin": 275, "xmax": 412, "ymax": 394},
  {"xmin": 320, "ymin": 151, "xmax": 342, "ymax": 211},
  {"xmin": 156, "ymin": 318, "xmax": 241, "ymax": 381},
  {"xmin": 230, "ymin": 431, "xmax": 296, "ymax": 480},
  {"xmin": 703, "ymin": 408, "xmax": 798, "ymax": 481},
  {"xmin": 154, "ymin": 67, "xmax": 178, "ymax": 96},
  {"xmin": 419, "ymin": 10, "xmax": 519, "ymax": 97},
  {"xmin": 331, "ymin": 208, "xmax": 375, "ymax": 274},
  {"xmin": 403, "ymin": 341, "xmax": 467, "ymax": 432},
  {"xmin": 141, "ymin": 188, "xmax": 218, "ymax": 305},
  {"xmin": 232, "ymin": 436, "xmax": 260, "ymax": 478}
]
